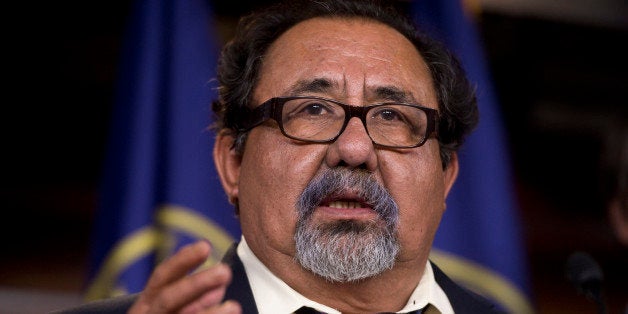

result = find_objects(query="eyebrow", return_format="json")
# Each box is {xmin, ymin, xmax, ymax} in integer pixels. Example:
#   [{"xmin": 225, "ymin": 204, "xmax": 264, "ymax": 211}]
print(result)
[
  {"xmin": 372, "ymin": 85, "xmax": 416, "ymax": 103},
  {"xmin": 286, "ymin": 78, "xmax": 417, "ymax": 103},
  {"xmin": 287, "ymin": 78, "xmax": 336, "ymax": 96}
]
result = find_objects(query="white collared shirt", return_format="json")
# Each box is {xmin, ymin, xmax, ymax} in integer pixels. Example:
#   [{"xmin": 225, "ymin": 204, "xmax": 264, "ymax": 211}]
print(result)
[{"xmin": 237, "ymin": 236, "xmax": 454, "ymax": 314}]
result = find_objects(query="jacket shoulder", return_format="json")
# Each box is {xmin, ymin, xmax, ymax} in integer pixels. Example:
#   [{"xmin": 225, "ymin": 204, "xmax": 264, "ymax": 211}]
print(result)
[{"xmin": 431, "ymin": 262, "xmax": 507, "ymax": 314}]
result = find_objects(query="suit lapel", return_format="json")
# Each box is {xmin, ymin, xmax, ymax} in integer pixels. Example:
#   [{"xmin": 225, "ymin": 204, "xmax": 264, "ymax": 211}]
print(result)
[
  {"xmin": 431, "ymin": 261, "xmax": 502, "ymax": 314},
  {"xmin": 222, "ymin": 243, "xmax": 259, "ymax": 313}
]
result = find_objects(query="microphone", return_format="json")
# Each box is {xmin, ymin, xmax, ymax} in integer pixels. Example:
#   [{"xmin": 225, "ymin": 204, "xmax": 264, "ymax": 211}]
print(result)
[{"xmin": 565, "ymin": 251, "xmax": 608, "ymax": 314}]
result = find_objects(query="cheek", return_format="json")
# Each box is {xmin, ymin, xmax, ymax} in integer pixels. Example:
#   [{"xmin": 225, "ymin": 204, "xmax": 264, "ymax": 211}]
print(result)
[
  {"xmin": 379, "ymin": 145, "xmax": 446, "ymax": 250},
  {"xmin": 237, "ymin": 128, "xmax": 326, "ymax": 249},
  {"xmin": 242, "ymin": 129, "xmax": 324, "ymax": 200}
]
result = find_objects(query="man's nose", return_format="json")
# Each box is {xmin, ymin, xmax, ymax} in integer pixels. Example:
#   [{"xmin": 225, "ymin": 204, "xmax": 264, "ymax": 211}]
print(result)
[{"xmin": 325, "ymin": 117, "xmax": 378, "ymax": 170}]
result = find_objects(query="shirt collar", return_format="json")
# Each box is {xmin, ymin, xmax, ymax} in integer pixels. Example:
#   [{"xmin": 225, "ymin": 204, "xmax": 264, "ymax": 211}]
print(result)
[
  {"xmin": 237, "ymin": 236, "xmax": 453, "ymax": 314},
  {"xmin": 405, "ymin": 261, "xmax": 454, "ymax": 314}
]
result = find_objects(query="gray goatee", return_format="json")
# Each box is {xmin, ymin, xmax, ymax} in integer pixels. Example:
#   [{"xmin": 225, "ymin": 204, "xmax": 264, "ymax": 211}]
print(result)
[{"xmin": 294, "ymin": 167, "xmax": 400, "ymax": 282}]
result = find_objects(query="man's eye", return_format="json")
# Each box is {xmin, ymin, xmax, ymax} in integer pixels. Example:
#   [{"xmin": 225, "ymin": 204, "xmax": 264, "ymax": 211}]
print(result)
[
  {"xmin": 299, "ymin": 103, "xmax": 330, "ymax": 116},
  {"xmin": 301, "ymin": 104, "xmax": 327, "ymax": 116},
  {"xmin": 374, "ymin": 108, "xmax": 402, "ymax": 121},
  {"xmin": 284, "ymin": 100, "xmax": 339, "ymax": 122}
]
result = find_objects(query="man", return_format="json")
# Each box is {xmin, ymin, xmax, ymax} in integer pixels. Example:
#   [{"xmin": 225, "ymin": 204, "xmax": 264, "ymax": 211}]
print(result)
[{"xmin": 57, "ymin": 0, "xmax": 503, "ymax": 313}]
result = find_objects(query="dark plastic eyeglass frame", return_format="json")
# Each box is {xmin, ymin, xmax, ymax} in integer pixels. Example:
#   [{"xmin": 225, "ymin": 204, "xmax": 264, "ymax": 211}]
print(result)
[{"xmin": 235, "ymin": 96, "xmax": 439, "ymax": 148}]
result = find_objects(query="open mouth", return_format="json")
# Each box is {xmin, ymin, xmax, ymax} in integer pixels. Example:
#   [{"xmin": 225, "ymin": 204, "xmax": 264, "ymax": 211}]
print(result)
[
  {"xmin": 323, "ymin": 199, "xmax": 370, "ymax": 209},
  {"xmin": 315, "ymin": 191, "xmax": 378, "ymax": 220},
  {"xmin": 320, "ymin": 190, "xmax": 371, "ymax": 209},
  {"xmin": 326, "ymin": 200, "xmax": 366, "ymax": 209}
]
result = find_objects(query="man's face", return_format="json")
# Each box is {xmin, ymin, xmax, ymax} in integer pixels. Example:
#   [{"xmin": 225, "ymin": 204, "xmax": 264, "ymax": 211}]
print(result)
[{"xmin": 215, "ymin": 17, "xmax": 458, "ymax": 276}]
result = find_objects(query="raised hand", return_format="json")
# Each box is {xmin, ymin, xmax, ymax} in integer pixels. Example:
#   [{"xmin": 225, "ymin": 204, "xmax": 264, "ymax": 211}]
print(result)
[{"xmin": 128, "ymin": 241, "xmax": 241, "ymax": 314}]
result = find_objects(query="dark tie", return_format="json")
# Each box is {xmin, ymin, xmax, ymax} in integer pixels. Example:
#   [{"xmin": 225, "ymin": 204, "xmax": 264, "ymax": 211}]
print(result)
[
  {"xmin": 294, "ymin": 306, "xmax": 429, "ymax": 314},
  {"xmin": 294, "ymin": 307, "xmax": 324, "ymax": 314}
]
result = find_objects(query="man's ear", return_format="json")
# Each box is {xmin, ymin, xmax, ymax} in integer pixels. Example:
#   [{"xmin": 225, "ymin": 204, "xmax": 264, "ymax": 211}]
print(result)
[
  {"xmin": 213, "ymin": 130, "xmax": 241, "ymax": 205},
  {"xmin": 443, "ymin": 152, "xmax": 459, "ymax": 199}
]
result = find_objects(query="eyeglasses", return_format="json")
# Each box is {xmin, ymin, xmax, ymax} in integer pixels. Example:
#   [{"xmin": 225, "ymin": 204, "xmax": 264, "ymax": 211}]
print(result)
[{"xmin": 235, "ymin": 96, "xmax": 439, "ymax": 149}]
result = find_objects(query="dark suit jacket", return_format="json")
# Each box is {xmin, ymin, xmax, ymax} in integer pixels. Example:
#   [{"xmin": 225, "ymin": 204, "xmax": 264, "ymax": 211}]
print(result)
[{"xmin": 52, "ymin": 244, "xmax": 505, "ymax": 314}]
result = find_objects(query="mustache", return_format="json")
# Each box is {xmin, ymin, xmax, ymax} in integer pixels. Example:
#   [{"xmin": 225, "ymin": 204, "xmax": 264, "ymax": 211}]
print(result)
[{"xmin": 296, "ymin": 167, "xmax": 399, "ymax": 227}]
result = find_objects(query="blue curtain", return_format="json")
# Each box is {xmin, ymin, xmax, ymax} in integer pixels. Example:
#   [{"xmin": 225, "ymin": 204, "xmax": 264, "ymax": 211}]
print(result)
[{"xmin": 86, "ymin": 0, "xmax": 239, "ymax": 300}]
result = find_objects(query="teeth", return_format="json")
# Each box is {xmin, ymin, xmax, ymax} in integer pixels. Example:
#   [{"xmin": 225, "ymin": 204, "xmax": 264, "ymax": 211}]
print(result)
[{"xmin": 327, "ymin": 201, "xmax": 361, "ymax": 209}]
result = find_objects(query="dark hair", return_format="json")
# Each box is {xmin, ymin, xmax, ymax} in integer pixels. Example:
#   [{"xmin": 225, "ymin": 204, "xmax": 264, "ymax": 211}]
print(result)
[{"xmin": 212, "ymin": 0, "xmax": 478, "ymax": 168}]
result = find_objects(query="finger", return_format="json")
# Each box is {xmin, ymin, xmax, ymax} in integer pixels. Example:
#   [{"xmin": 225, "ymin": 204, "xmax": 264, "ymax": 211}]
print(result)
[
  {"xmin": 144, "ymin": 241, "xmax": 211, "ymax": 293},
  {"xmin": 130, "ymin": 241, "xmax": 213, "ymax": 313},
  {"xmin": 153, "ymin": 263, "xmax": 232, "ymax": 312},
  {"xmin": 200, "ymin": 300, "xmax": 242, "ymax": 314},
  {"xmin": 179, "ymin": 283, "xmax": 228, "ymax": 314}
]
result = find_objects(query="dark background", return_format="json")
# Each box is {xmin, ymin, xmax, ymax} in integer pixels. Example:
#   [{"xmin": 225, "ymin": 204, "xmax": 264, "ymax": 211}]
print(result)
[{"xmin": 2, "ymin": 0, "xmax": 626, "ymax": 313}]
